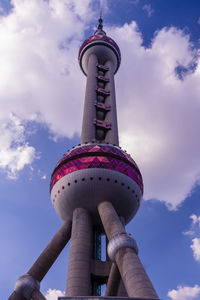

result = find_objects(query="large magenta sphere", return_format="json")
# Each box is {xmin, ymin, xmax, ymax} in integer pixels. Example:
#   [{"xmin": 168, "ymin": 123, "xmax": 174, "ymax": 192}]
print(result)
[{"xmin": 50, "ymin": 143, "xmax": 143, "ymax": 227}]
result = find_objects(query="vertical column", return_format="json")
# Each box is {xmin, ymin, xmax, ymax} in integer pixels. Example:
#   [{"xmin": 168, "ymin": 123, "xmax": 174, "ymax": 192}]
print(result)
[
  {"xmin": 81, "ymin": 54, "xmax": 98, "ymax": 144},
  {"xmin": 105, "ymin": 263, "xmax": 121, "ymax": 296},
  {"xmin": 104, "ymin": 60, "xmax": 119, "ymax": 146},
  {"xmin": 66, "ymin": 208, "xmax": 92, "ymax": 296},
  {"xmin": 92, "ymin": 230, "xmax": 102, "ymax": 296},
  {"xmin": 98, "ymin": 201, "xmax": 159, "ymax": 299}
]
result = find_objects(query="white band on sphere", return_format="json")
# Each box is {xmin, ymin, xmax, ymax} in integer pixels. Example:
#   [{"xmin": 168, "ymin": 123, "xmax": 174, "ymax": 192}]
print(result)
[
  {"xmin": 14, "ymin": 274, "xmax": 40, "ymax": 299},
  {"xmin": 107, "ymin": 233, "xmax": 138, "ymax": 261}
]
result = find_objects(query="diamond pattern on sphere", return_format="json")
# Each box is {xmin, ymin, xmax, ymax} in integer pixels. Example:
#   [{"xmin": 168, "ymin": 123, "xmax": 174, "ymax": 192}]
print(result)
[
  {"xmin": 56, "ymin": 174, "xmax": 62, "ymax": 181},
  {"xmin": 89, "ymin": 145, "xmax": 101, "ymax": 152},
  {"xmin": 97, "ymin": 156, "xmax": 109, "ymax": 162},
  {"xmin": 65, "ymin": 166, "xmax": 78, "ymax": 174},
  {"xmin": 55, "ymin": 144, "xmax": 138, "ymax": 170},
  {"xmin": 51, "ymin": 159, "xmax": 143, "ymax": 192},
  {"xmin": 51, "ymin": 144, "xmax": 143, "ymax": 193},
  {"xmin": 80, "ymin": 157, "xmax": 96, "ymax": 163}
]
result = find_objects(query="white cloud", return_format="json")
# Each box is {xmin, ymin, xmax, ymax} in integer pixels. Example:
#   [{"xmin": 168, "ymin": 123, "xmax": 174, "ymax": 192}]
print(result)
[
  {"xmin": 183, "ymin": 214, "xmax": 200, "ymax": 261},
  {"xmin": 0, "ymin": 114, "xmax": 36, "ymax": 178},
  {"xmin": 107, "ymin": 22, "xmax": 200, "ymax": 209},
  {"xmin": 183, "ymin": 214, "xmax": 200, "ymax": 236},
  {"xmin": 45, "ymin": 289, "xmax": 65, "ymax": 300},
  {"xmin": 0, "ymin": 1, "xmax": 200, "ymax": 209},
  {"xmin": 143, "ymin": 4, "xmax": 154, "ymax": 17},
  {"xmin": 168, "ymin": 284, "xmax": 200, "ymax": 300},
  {"xmin": 191, "ymin": 238, "xmax": 200, "ymax": 262},
  {"xmin": 0, "ymin": 0, "xmax": 95, "ymax": 177},
  {"xmin": 190, "ymin": 214, "xmax": 200, "ymax": 226},
  {"xmin": 0, "ymin": 0, "xmax": 91, "ymax": 136},
  {"xmin": 183, "ymin": 230, "xmax": 195, "ymax": 236}
]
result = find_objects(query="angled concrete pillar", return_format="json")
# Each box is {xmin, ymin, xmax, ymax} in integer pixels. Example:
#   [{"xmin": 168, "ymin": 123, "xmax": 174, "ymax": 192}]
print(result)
[
  {"xmin": 8, "ymin": 291, "xmax": 26, "ymax": 300},
  {"xmin": 117, "ymin": 279, "xmax": 128, "ymax": 297},
  {"xmin": 9, "ymin": 221, "xmax": 71, "ymax": 300},
  {"xmin": 32, "ymin": 290, "xmax": 46, "ymax": 300},
  {"xmin": 98, "ymin": 201, "xmax": 159, "ymax": 299},
  {"xmin": 28, "ymin": 220, "xmax": 71, "ymax": 281},
  {"xmin": 105, "ymin": 263, "xmax": 121, "ymax": 296}
]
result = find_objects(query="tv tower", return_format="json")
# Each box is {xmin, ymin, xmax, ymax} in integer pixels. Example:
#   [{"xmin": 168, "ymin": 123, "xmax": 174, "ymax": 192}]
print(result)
[{"xmin": 9, "ymin": 17, "xmax": 159, "ymax": 300}]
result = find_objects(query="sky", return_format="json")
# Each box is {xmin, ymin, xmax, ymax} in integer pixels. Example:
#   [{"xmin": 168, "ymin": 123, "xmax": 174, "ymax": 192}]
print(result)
[{"xmin": 1, "ymin": 0, "xmax": 200, "ymax": 299}]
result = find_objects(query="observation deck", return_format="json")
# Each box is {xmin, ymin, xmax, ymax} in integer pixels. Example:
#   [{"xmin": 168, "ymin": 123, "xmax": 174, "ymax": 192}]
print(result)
[{"xmin": 78, "ymin": 17, "xmax": 121, "ymax": 75}]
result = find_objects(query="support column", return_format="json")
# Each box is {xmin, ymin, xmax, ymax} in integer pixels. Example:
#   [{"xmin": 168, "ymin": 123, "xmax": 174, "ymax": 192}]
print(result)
[
  {"xmin": 28, "ymin": 220, "xmax": 71, "ymax": 281},
  {"xmin": 32, "ymin": 290, "xmax": 46, "ymax": 300},
  {"xmin": 105, "ymin": 263, "xmax": 121, "ymax": 296},
  {"xmin": 66, "ymin": 208, "xmax": 92, "ymax": 296},
  {"xmin": 117, "ymin": 279, "xmax": 128, "ymax": 297},
  {"xmin": 81, "ymin": 54, "xmax": 98, "ymax": 143},
  {"xmin": 8, "ymin": 291, "xmax": 26, "ymax": 300},
  {"xmin": 98, "ymin": 201, "xmax": 159, "ymax": 299},
  {"xmin": 9, "ymin": 221, "xmax": 71, "ymax": 300}
]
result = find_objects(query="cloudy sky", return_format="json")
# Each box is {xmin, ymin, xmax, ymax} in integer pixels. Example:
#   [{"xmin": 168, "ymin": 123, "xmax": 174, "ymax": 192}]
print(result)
[{"xmin": 1, "ymin": 0, "xmax": 200, "ymax": 299}]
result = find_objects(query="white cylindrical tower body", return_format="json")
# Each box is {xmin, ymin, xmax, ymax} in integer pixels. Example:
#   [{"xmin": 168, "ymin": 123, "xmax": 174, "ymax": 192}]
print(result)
[{"xmin": 79, "ymin": 26, "xmax": 121, "ymax": 146}]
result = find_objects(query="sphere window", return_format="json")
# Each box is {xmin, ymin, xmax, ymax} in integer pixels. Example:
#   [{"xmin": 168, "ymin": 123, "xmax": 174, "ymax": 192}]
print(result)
[
  {"xmin": 114, "ymin": 180, "xmax": 118, "ymax": 183},
  {"xmin": 74, "ymin": 180, "xmax": 77, "ymax": 183},
  {"xmin": 68, "ymin": 183, "xmax": 70, "ymax": 186},
  {"xmin": 98, "ymin": 177, "xmax": 102, "ymax": 180},
  {"xmin": 82, "ymin": 178, "xmax": 85, "ymax": 181},
  {"xmin": 90, "ymin": 177, "xmax": 94, "ymax": 180},
  {"xmin": 62, "ymin": 186, "xmax": 65, "ymax": 189},
  {"xmin": 106, "ymin": 178, "xmax": 110, "ymax": 181}
]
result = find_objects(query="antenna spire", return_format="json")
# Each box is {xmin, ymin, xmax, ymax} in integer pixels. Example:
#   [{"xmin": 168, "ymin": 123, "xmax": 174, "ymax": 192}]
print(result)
[{"xmin": 98, "ymin": 12, "xmax": 103, "ymax": 30}]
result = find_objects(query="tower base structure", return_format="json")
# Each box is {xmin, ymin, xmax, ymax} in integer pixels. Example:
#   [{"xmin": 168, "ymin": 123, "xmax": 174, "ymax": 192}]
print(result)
[{"xmin": 59, "ymin": 297, "xmax": 159, "ymax": 300}]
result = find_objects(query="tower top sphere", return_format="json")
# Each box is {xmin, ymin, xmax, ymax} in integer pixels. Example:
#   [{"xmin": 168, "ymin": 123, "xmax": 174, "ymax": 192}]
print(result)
[{"xmin": 79, "ymin": 16, "xmax": 121, "ymax": 76}]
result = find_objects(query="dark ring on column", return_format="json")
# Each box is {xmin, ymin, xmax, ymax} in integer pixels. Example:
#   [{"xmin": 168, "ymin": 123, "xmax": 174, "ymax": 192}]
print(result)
[
  {"xmin": 14, "ymin": 274, "xmax": 40, "ymax": 299},
  {"xmin": 107, "ymin": 233, "xmax": 138, "ymax": 261}
]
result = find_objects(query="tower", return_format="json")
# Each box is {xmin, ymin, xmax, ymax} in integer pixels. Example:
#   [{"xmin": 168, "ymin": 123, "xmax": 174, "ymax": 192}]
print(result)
[{"xmin": 9, "ymin": 17, "xmax": 159, "ymax": 300}]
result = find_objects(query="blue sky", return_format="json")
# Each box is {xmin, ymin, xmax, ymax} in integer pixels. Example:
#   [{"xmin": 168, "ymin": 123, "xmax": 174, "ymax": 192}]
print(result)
[{"xmin": 1, "ymin": 1, "xmax": 200, "ymax": 299}]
